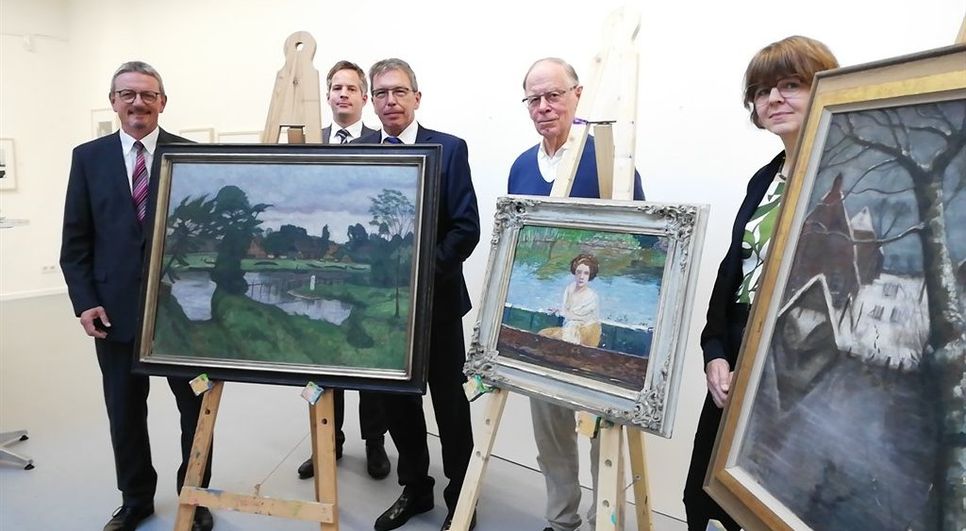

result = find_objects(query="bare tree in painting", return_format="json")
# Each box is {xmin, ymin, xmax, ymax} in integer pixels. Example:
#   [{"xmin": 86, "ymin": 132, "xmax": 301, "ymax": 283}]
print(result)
[{"xmin": 819, "ymin": 100, "xmax": 966, "ymax": 530}]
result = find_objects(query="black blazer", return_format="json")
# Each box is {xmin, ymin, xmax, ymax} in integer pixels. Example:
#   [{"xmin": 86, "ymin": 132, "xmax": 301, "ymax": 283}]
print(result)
[
  {"xmin": 60, "ymin": 128, "xmax": 189, "ymax": 343},
  {"xmin": 321, "ymin": 123, "xmax": 377, "ymax": 144},
  {"xmin": 356, "ymin": 125, "xmax": 481, "ymax": 320},
  {"xmin": 700, "ymin": 152, "xmax": 784, "ymax": 366}
]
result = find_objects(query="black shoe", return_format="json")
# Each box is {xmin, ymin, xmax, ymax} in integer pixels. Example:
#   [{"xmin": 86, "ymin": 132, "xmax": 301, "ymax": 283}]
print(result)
[
  {"xmin": 298, "ymin": 443, "xmax": 344, "ymax": 479},
  {"xmin": 103, "ymin": 504, "xmax": 154, "ymax": 531},
  {"xmin": 192, "ymin": 506, "xmax": 214, "ymax": 531},
  {"xmin": 366, "ymin": 441, "xmax": 391, "ymax": 479},
  {"xmin": 440, "ymin": 511, "xmax": 476, "ymax": 531},
  {"xmin": 297, "ymin": 457, "xmax": 314, "ymax": 479},
  {"xmin": 374, "ymin": 490, "xmax": 434, "ymax": 531}
]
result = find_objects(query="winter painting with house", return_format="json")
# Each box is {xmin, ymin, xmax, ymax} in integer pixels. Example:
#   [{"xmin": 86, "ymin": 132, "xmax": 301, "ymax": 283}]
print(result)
[{"xmin": 737, "ymin": 98, "xmax": 965, "ymax": 530}]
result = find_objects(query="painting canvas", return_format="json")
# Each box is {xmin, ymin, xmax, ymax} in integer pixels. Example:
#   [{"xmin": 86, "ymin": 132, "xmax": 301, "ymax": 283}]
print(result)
[
  {"xmin": 0, "ymin": 138, "xmax": 16, "ymax": 191},
  {"xmin": 135, "ymin": 143, "xmax": 440, "ymax": 393},
  {"xmin": 706, "ymin": 45, "xmax": 966, "ymax": 531},
  {"xmin": 466, "ymin": 197, "xmax": 707, "ymax": 436}
]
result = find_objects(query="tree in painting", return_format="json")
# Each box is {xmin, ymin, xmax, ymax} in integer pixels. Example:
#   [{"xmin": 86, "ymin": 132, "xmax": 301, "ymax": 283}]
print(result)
[
  {"xmin": 162, "ymin": 194, "xmax": 216, "ymax": 283},
  {"xmin": 742, "ymin": 99, "xmax": 965, "ymax": 530},
  {"xmin": 369, "ymin": 188, "xmax": 416, "ymax": 318},
  {"xmin": 208, "ymin": 185, "xmax": 270, "ymax": 295}
]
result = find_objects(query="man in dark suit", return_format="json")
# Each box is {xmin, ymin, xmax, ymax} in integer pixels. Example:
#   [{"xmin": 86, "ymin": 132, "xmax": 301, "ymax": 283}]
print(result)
[
  {"xmin": 297, "ymin": 59, "xmax": 390, "ymax": 481},
  {"xmin": 357, "ymin": 58, "xmax": 480, "ymax": 531},
  {"xmin": 60, "ymin": 61, "xmax": 213, "ymax": 531},
  {"xmin": 320, "ymin": 60, "xmax": 379, "ymax": 145}
]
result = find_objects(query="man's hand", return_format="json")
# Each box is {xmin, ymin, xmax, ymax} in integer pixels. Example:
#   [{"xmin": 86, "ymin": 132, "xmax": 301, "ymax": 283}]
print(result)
[
  {"xmin": 705, "ymin": 358, "xmax": 733, "ymax": 409},
  {"xmin": 79, "ymin": 306, "xmax": 110, "ymax": 339}
]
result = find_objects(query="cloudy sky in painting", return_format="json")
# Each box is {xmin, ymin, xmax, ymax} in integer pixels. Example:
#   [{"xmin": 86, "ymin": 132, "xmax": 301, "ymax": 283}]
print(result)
[{"xmin": 167, "ymin": 161, "xmax": 420, "ymax": 242}]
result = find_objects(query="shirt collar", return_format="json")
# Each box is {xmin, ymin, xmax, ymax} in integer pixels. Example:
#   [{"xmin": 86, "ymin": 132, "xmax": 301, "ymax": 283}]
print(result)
[
  {"xmin": 331, "ymin": 119, "xmax": 365, "ymax": 142},
  {"xmin": 119, "ymin": 127, "xmax": 161, "ymax": 155},
  {"xmin": 381, "ymin": 120, "xmax": 419, "ymax": 144}
]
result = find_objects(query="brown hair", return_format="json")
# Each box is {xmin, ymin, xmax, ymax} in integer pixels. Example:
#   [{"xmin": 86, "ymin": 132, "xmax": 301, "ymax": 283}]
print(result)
[
  {"xmin": 326, "ymin": 60, "xmax": 368, "ymax": 94},
  {"xmin": 570, "ymin": 253, "xmax": 599, "ymax": 280},
  {"xmin": 742, "ymin": 36, "xmax": 838, "ymax": 128}
]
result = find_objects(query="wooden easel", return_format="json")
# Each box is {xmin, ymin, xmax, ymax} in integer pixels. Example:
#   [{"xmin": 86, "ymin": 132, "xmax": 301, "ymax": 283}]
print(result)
[
  {"xmin": 451, "ymin": 7, "xmax": 654, "ymax": 531},
  {"xmin": 174, "ymin": 31, "xmax": 339, "ymax": 531}
]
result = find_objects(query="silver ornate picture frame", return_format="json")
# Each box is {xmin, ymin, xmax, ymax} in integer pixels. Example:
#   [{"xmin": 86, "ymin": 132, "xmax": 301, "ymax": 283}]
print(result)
[{"xmin": 465, "ymin": 196, "xmax": 707, "ymax": 437}]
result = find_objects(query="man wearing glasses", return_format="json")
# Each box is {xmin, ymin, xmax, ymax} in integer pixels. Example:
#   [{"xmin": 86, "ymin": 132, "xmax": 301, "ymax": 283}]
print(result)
[
  {"xmin": 356, "ymin": 58, "xmax": 480, "ymax": 531},
  {"xmin": 60, "ymin": 61, "xmax": 214, "ymax": 531},
  {"xmin": 509, "ymin": 57, "xmax": 645, "ymax": 531},
  {"xmin": 296, "ymin": 59, "xmax": 390, "ymax": 482}
]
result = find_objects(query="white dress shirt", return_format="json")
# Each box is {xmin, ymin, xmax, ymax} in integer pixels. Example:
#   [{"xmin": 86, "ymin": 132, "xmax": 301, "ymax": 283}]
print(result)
[{"xmin": 118, "ymin": 127, "xmax": 161, "ymax": 192}]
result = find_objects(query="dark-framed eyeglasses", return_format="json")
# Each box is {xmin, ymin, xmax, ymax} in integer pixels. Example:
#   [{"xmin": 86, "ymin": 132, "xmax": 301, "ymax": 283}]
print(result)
[
  {"xmin": 752, "ymin": 77, "xmax": 807, "ymax": 106},
  {"xmin": 372, "ymin": 87, "xmax": 414, "ymax": 100},
  {"xmin": 114, "ymin": 89, "xmax": 163, "ymax": 104},
  {"xmin": 522, "ymin": 85, "xmax": 577, "ymax": 109}
]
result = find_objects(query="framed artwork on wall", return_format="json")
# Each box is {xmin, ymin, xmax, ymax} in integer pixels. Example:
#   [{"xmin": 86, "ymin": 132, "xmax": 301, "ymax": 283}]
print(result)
[
  {"xmin": 178, "ymin": 128, "xmax": 215, "ymax": 143},
  {"xmin": 91, "ymin": 108, "xmax": 118, "ymax": 138},
  {"xmin": 217, "ymin": 130, "xmax": 262, "ymax": 144},
  {"xmin": 135, "ymin": 143, "xmax": 442, "ymax": 394},
  {"xmin": 465, "ymin": 196, "xmax": 708, "ymax": 437},
  {"xmin": 705, "ymin": 44, "xmax": 966, "ymax": 531},
  {"xmin": 0, "ymin": 138, "xmax": 17, "ymax": 191}
]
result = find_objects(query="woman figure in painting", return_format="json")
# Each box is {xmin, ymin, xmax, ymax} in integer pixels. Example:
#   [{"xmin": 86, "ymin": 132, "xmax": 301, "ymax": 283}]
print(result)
[
  {"xmin": 682, "ymin": 36, "xmax": 838, "ymax": 530},
  {"xmin": 539, "ymin": 253, "xmax": 602, "ymax": 348}
]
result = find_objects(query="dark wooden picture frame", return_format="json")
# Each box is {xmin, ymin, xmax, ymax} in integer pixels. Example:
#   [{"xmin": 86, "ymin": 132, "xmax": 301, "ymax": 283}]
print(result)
[{"xmin": 134, "ymin": 143, "xmax": 441, "ymax": 394}]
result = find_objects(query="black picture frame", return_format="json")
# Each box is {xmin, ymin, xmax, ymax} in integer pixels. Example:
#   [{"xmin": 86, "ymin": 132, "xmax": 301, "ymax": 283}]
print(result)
[{"xmin": 133, "ymin": 142, "xmax": 440, "ymax": 394}]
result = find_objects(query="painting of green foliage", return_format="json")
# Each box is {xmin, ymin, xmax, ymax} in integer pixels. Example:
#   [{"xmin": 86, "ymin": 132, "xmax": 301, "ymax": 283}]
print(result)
[{"xmin": 149, "ymin": 159, "xmax": 421, "ymax": 375}]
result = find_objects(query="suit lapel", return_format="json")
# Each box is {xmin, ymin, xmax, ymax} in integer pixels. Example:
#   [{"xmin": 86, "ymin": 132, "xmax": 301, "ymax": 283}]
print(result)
[{"xmin": 321, "ymin": 126, "xmax": 331, "ymax": 145}]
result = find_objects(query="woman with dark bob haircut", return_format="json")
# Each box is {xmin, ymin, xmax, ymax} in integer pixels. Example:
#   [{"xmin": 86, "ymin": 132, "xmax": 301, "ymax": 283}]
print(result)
[{"xmin": 682, "ymin": 35, "xmax": 838, "ymax": 530}]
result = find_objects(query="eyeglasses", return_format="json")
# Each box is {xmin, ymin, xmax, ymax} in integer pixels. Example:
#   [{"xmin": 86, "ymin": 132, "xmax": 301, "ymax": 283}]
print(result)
[
  {"xmin": 372, "ymin": 87, "xmax": 414, "ymax": 100},
  {"xmin": 752, "ymin": 77, "xmax": 807, "ymax": 106},
  {"xmin": 522, "ymin": 85, "xmax": 577, "ymax": 109},
  {"xmin": 114, "ymin": 89, "xmax": 162, "ymax": 104}
]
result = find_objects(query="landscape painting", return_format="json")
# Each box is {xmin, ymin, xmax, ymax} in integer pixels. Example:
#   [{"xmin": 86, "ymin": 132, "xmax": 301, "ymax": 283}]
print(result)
[
  {"xmin": 136, "ymin": 144, "xmax": 440, "ymax": 392},
  {"xmin": 706, "ymin": 45, "xmax": 965, "ymax": 531},
  {"xmin": 498, "ymin": 225, "xmax": 665, "ymax": 391},
  {"xmin": 466, "ymin": 197, "xmax": 707, "ymax": 436}
]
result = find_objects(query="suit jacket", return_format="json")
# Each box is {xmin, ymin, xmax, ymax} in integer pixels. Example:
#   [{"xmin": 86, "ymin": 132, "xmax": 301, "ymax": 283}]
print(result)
[
  {"xmin": 700, "ymin": 151, "xmax": 784, "ymax": 366},
  {"xmin": 356, "ymin": 125, "xmax": 481, "ymax": 320},
  {"xmin": 60, "ymin": 128, "xmax": 190, "ymax": 343},
  {"xmin": 321, "ymin": 123, "xmax": 377, "ymax": 144}
]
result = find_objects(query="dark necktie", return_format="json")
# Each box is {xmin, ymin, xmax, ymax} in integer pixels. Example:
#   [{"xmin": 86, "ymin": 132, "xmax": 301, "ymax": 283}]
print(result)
[
  {"xmin": 131, "ymin": 141, "xmax": 148, "ymax": 223},
  {"xmin": 336, "ymin": 129, "xmax": 350, "ymax": 144},
  {"xmin": 383, "ymin": 136, "xmax": 403, "ymax": 144}
]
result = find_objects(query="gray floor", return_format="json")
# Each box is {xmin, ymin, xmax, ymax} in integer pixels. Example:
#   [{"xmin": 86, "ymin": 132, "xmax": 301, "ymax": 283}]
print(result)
[{"xmin": 0, "ymin": 294, "xmax": 686, "ymax": 530}]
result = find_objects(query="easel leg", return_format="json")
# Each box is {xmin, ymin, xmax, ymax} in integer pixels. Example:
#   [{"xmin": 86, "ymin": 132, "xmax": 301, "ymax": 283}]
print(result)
[
  {"xmin": 175, "ymin": 381, "xmax": 223, "ymax": 531},
  {"xmin": 310, "ymin": 390, "xmax": 339, "ymax": 531},
  {"xmin": 451, "ymin": 389, "xmax": 508, "ymax": 530},
  {"xmin": 626, "ymin": 428, "xmax": 653, "ymax": 531},
  {"xmin": 595, "ymin": 423, "xmax": 625, "ymax": 531}
]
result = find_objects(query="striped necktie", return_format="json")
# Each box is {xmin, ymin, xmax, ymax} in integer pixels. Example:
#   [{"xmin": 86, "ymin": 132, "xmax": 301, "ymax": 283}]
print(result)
[
  {"xmin": 132, "ymin": 141, "xmax": 148, "ymax": 223},
  {"xmin": 336, "ymin": 129, "xmax": 350, "ymax": 144},
  {"xmin": 383, "ymin": 136, "xmax": 402, "ymax": 144}
]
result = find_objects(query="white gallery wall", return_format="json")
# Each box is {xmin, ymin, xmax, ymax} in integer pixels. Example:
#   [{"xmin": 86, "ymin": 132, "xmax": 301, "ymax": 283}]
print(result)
[{"xmin": 0, "ymin": 0, "xmax": 962, "ymax": 520}]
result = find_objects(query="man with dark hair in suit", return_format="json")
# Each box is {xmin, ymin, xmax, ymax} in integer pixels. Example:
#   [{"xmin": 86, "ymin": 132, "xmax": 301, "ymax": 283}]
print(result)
[
  {"xmin": 357, "ymin": 58, "xmax": 480, "ymax": 531},
  {"xmin": 320, "ymin": 60, "xmax": 379, "ymax": 145},
  {"xmin": 297, "ymin": 59, "xmax": 391, "ymax": 481},
  {"xmin": 60, "ymin": 61, "xmax": 213, "ymax": 531}
]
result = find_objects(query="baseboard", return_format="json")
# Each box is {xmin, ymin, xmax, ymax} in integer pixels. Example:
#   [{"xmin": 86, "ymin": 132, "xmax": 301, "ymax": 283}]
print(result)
[{"xmin": 0, "ymin": 286, "xmax": 68, "ymax": 302}]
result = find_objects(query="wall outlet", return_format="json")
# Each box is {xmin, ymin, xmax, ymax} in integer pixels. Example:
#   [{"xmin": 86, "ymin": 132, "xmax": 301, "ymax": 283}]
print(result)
[{"xmin": 41, "ymin": 265, "xmax": 59, "ymax": 274}]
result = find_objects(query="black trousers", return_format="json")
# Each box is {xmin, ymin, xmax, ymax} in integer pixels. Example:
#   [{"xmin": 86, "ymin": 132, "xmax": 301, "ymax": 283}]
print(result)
[
  {"xmin": 382, "ymin": 317, "xmax": 473, "ymax": 511},
  {"xmin": 95, "ymin": 339, "xmax": 211, "ymax": 506},
  {"xmin": 333, "ymin": 389, "xmax": 387, "ymax": 447},
  {"xmin": 683, "ymin": 393, "xmax": 740, "ymax": 531}
]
